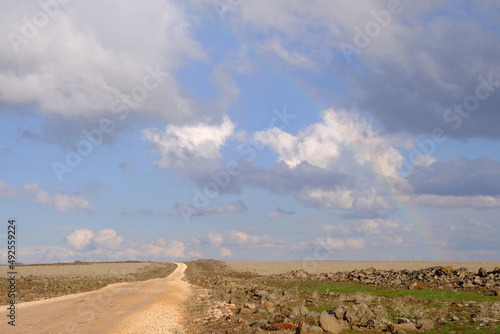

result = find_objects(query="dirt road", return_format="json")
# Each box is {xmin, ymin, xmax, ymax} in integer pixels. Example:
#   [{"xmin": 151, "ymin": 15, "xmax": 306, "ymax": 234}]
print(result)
[{"xmin": 0, "ymin": 262, "xmax": 191, "ymax": 334}]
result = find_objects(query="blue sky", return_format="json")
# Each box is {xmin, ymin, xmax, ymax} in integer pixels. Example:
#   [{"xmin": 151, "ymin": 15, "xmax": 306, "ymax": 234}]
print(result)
[{"xmin": 1, "ymin": 0, "xmax": 499, "ymax": 263}]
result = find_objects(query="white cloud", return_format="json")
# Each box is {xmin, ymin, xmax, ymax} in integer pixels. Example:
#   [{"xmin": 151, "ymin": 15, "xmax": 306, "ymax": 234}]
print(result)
[
  {"xmin": 0, "ymin": 180, "xmax": 16, "ymax": 197},
  {"xmin": 466, "ymin": 218, "xmax": 490, "ymax": 228},
  {"xmin": 371, "ymin": 235, "xmax": 405, "ymax": 247},
  {"xmin": 24, "ymin": 183, "xmax": 93, "ymax": 213},
  {"xmin": 164, "ymin": 241, "xmax": 187, "ymax": 258},
  {"xmin": 411, "ymin": 155, "xmax": 437, "ymax": 168},
  {"xmin": 353, "ymin": 219, "xmax": 382, "ymax": 235},
  {"xmin": 322, "ymin": 220, "xmax": 403, "ymax": 236},
  {"xmin": 219, "ymin": 247, "xmax": 233, "ymax": 257},
  {"xmin": 297, "ymin": 188, "xmax": 353, "ymax": 209},
  {"xmin": 313, "ymin": 237, "xmax": 365, "ymax": 250},
  {"xmin": 208, "ymin": 232, "xmax": 224, "ymax": 247},
  {"xmin": 9, "ymin": 229, "xmax": 202, "ymax": 263},
  {"xmin": 268, "ymin": 211, "xmax": 279, "ymax": 219},
  {"xmin": 224, "ymin": 230, "xmax": 282, "ymax": 248},
  {"xmin": 254, "ymin": 121, "xmax": 340, "ymax": 170},
  {"xmin": 0, "ymin": 1, "xmax": 205, "ymax": 121},
  {"xmin": 94, "ymin": 229, "xmax": 124, "ymax": 249},
  {"xmin": 143, "ymin": 116, "xmax": 235, "ymax": 173},
  {"xmin": 66, "ymin": 229, "xmax": 95, "ymax": 251},
  {"xmin": 208, "ymin": 230, "xmax": 283, "ymax": 249},
  {"xmin": 176, "ymin": 200, "xmax": 247, "ymax": 217},
  {"xmin": 402, "ymin": 194, "xmax": 500, "ymax": 209},
  {"xmin": 258, "ymin": 38, "xmax": 313, "ymax": 67},
  {"xmin": 254, "ymin": 109, "xmax": 405, "ymax": 178},
  {"xmin": 297, "ymin": 186, "xmax": 392, "ymax": 211},
  {"xmin": 321, "ymin": 224, "xmax": 351, "ymax": 234}
]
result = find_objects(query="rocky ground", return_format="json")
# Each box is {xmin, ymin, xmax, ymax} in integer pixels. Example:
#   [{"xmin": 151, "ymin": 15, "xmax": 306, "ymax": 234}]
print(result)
[
  {"xmin": 184, "ymin": 260, "xmax": 500, "ymax": 334},
  {"xmin": 226, "ymin": 261, "xmax": 500, "ymax": 276}
]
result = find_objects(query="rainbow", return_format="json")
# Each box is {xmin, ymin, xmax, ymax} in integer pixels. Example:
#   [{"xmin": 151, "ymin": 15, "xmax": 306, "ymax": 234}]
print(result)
[{"xmin": 209, "ymin": 12, "xmax": 444, "ymax": 261}]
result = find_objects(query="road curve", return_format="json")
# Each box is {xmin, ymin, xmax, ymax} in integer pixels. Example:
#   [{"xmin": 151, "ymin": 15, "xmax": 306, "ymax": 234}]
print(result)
[{"xmin": 0, "ymin": 262, "xmax": 191, "ymax": 334}]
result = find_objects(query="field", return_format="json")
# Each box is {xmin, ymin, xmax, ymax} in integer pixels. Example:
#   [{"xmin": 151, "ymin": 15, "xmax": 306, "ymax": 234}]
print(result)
[
  {"xmin": 226, "ymin": 261, "xmax": 500, "ymax": 275},
  {"xmin": 185, "ymin": 260, "xmax": 500, "ymax": 334},
  {"xmin": 0, "ymin": 261, "xmax": 177, "ymax": 305},
  {"xmin": 1, "ymin": 260, "xmax": 498, "ymax": 333},
  {"xmin": 0, "ymin": 261, "xmax": 154, "ymax": 278}
]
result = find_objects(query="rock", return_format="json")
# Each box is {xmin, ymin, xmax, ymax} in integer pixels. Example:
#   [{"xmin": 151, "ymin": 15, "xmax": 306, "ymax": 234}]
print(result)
[
  {"xmin": 366, "ymin": 317, "xmax": 392, "ymax": 331},
  {"xmin": 319, "ymin": 311, "xmax": 342, "ymax": 334},
  {"xmin": 249, "ymin": 319, "xmax": 268, "ymax": 328},
  {"xmin": 344, "ymin": 303, "xmax": 374, "ymax": 326},
  {"xmin": 267, "ymin": 293, "xmax": 281, "ymax": 302},
  {"xmin": 290, "ymin": 304, "xmax": 310, "ymax": 317},
  {"xmin": 306, "ymin": 311, "xmax": 320, "ymax": 319},
  {"xmin": 280, "ymin": 306, "xmax": 293, "ymax": 317},
  {"xmin": 331, "ymin": 305, "xmax": 347, "ymax": 320},
  {"xmin": 237, "ymin": 307, "xmax": 252, "ymax": 315},
  {"xmin": 269, "ymin": 312, "xmax": 286, "ymax": 324},
  {"xmin": 298, "ymin": 323, "xmax": 324, "ymax": 334},
  {"xmin": 435, "ymin": 266, "xmax": 454, "ymax": 276},
  {"xmin": 415, "ymin": 319, "xmax": 434, "ymax": 331},
  {"xmin": 244, "ymin": 303, "xmax": 256, "ymax": 309},
  {"xmin": 478, "ymin": 267, "xmax": 488, "ymax": 277},
  {"xmin": 387, "ymin": 322, "xmax": 418, "ymax": 333}
]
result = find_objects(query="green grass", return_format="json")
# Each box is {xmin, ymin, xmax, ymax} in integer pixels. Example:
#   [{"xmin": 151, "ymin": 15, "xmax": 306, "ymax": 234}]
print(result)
[
  {"xmin": 266, "ymin": 279, "xmax": 498, "ymax": 303},
  {"xmin": 264, "ymin": 278, "xmax": 499, "ymax": 334},
  {"xmin": 427, "ymin": 323, "xmax": 499, "ymax": 334},
  {"xmin": 137, "ymin": 262, "xmax": 177, "ymax": 280}
]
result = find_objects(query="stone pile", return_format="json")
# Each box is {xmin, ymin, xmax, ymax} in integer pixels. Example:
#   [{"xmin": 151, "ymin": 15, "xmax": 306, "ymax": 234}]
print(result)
[
  {"xmin": 186, "ymin": 262, "xmax": 499, "ymax": 334},
  {"xmin": 249, "ymin": 303, "xmax": 434, "ymax": 333},
  {"xmin": 269, "ymin": 266, "xmax": 500, "ymax": 293}
]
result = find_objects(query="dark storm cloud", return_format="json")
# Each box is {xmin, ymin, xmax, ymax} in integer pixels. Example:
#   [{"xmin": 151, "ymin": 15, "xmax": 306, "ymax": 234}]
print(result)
[
  {"xmin": 349, "ymin": 8, "xmax": 500, "ymax": 139},
  {"xmin": 188, "ymin": 159, "xmax": 355, "ymax": 196},
  {"xmin": 407, "ymin": 157, "xmax": 500, "ymax": 196}
]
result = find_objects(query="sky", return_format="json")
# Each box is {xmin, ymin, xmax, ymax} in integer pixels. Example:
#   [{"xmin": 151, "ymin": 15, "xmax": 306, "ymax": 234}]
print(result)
[{"xmin": 1, "ymin": 0, "xmax": 499, "ymax": 264}]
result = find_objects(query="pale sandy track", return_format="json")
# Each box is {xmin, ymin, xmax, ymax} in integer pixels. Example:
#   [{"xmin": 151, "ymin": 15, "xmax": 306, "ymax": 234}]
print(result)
[
  {"xmin": 0, "ymin": 262, "xmax": 190, "ymax": 334},
  {"xmin": 226, "ymin": 261, "xmax": 500, "ymax": 275}
]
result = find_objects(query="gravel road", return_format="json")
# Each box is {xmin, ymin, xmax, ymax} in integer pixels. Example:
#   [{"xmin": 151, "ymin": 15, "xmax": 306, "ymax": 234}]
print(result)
[
  {"xmin": 0, "ymin": 262, "xmax": 191, "ymax": 334},
  {"xmin": 226, "ymin": 261, "xmax": 500, "ymax": 275}
]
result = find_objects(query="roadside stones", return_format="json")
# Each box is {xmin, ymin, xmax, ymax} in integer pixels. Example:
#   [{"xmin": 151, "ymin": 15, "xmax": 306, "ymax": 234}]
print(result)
[
  {"xmin": 268, "ymin": 266, "xmax": 499, "ymax": 292},
  {"xmin": 319, "ymin": 311, "xmax": 342, "ymax": 333},
  {"xmin": 244, "ymin": 302, "xmax": 256, "ymax": 310},
  {"xmin": 387, "ymin": 322, "xmax": 418, "ymax": 333},
  {"xmin": 415, "ymin": 319, "xmax": 434, "ymax": 331},
  {"xmin": 290, "ymin": 304, "xmax": 309, "ymax": 318},
  {"xmin": 297, "ymin": 323, "xmax": 324, "ymax": 334},
  {"xmin": 344, "ymin": 303, "xmax": 374, "ymax": 326},
  {"xmin": 249, "ymin": 319, "xmax": 268, "ymax": 328},
  {"xmin": 331, "ymin": 304, "xmax": 348, "ymax": 320},
  {"xmin": 186, "ymin": 261, "xmax": 497, "ymax": 334}
]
